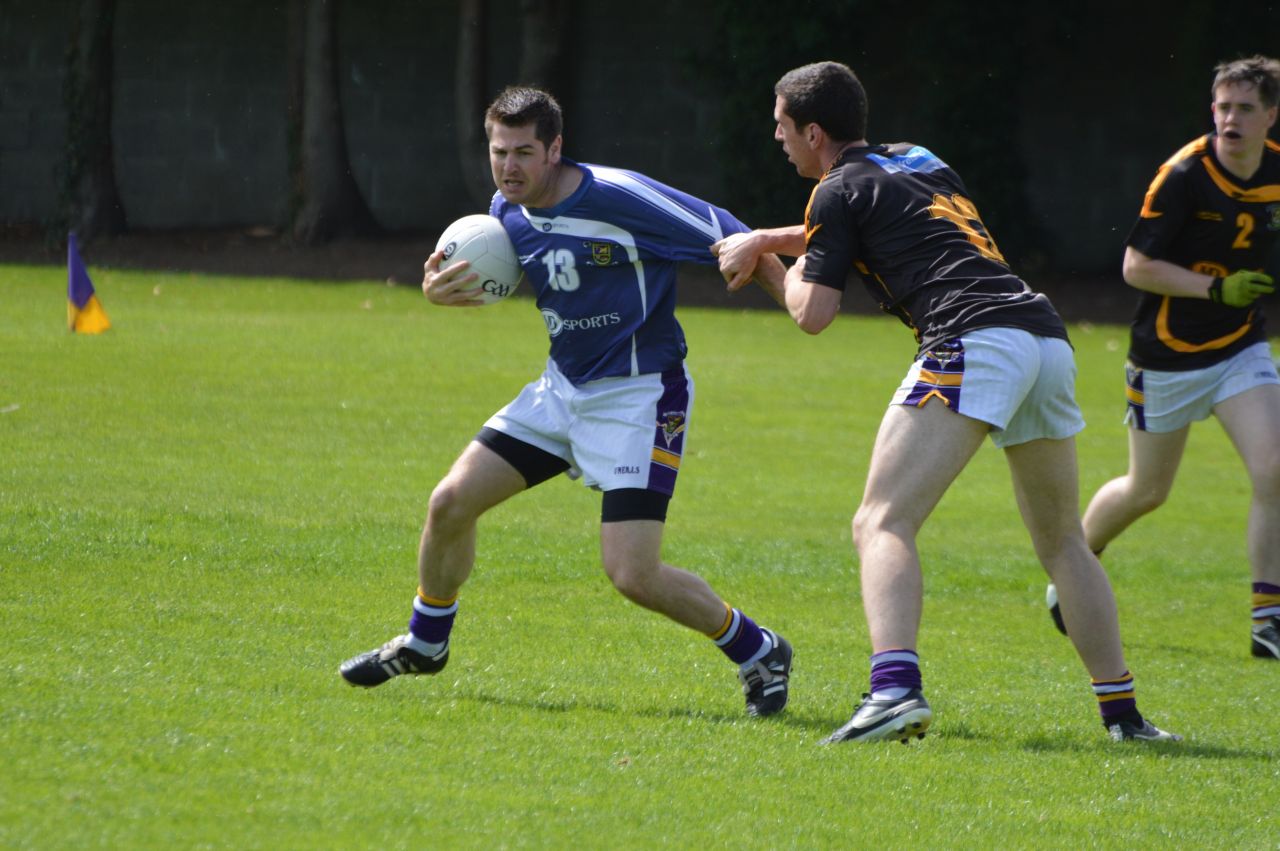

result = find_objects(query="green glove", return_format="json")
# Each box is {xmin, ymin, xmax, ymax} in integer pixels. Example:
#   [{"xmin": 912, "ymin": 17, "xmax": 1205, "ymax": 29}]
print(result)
[{"xmin": 1209, "ymin": 271, "xmax": 1275, "ymax": 307}]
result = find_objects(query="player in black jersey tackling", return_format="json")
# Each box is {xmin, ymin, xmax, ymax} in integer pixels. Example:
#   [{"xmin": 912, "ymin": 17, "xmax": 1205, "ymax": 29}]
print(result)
[
  {"xmin": 716, "ymin": 61, "xmax": 1179, "ymax": 744},
  {"xmin": 1051, "ymin": 56, "xmax": 1280, "ymax": 661}
]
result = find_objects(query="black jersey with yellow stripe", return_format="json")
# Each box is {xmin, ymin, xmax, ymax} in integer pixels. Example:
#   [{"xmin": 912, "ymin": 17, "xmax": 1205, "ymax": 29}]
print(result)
[
  {"xmin": 1125, "ymin": 134, "xmax": 1280, "ymax": 371},
  {"xmin": 800, "ymin": 142, "xmax": 1066, "ymax": 355}
]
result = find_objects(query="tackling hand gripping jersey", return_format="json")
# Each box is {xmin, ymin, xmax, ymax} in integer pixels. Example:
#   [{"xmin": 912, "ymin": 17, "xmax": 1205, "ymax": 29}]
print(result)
[{"xmin": 491, "ymin": 159, "xmax": 749, "ymax": 385}]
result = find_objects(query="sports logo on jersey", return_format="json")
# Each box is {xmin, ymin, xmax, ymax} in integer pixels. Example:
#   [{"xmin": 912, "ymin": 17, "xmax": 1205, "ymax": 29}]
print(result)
[
  {"xmin": 1267, "ymin": 204, "xmax": 1280, "ymax": 231},
  {"xmin": 658, "ymin": 412, "xmax": 686, "ymax": 447},
  {"xmin": 542, "ymin": 308, "xmax": 565, "ymax": 336},
  {"xmin": 589, "ymin": 242, "xmax": 613, "ymax": 266},
  {"xmin": 541, "ymin": 307, "xmax": 622, "ymax": 337}
]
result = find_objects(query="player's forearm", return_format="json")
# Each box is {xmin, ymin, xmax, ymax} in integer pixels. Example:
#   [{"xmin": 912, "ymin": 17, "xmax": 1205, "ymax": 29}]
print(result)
[
  {"xmin": 1122, "ymin": 247, "xmax": 1215, "ymax": 299},
  {"xmin": 751, "ymin": 254, "xmax": 788, "ymax": 307},
  {"xmin": 752, "ymin": 225, "xmax": 808, "ymax": 257},
  {"xmin": 784, "ymin": 257, "xmax": 839, "ymax": 334}
]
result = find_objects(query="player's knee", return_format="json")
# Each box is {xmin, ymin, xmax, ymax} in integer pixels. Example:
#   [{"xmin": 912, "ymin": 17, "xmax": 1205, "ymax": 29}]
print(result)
[
  {"xmin": 851, "ymin": 511, "xmax": 868, "ymax": 552},
  {"xmin": 1247, "ymin": 451, "xmax": 1280, "ymax": 503},
  {"xmin": 1031, "ymin": 532, "xmax": 1091, "ymax": 575},
  {"xmin": 426, "ymin": 477, "xmax": 478, "ymax": 531},
  {"xmin": 602, "ymin": 558, "xmax": 655, "ymax": 605},
  {"xmin": 1128, "ymin": 482, "xmax": 1170, "ymax": 515},
  {"xmin": 852, "ymin": 502, "xmax": 899, "ymax": 553}
]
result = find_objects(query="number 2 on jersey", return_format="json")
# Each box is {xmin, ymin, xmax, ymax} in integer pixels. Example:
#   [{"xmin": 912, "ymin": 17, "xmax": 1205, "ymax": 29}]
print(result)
[
  {"xmin": 1233, "ymin": 212, "xmax": 1254, "ymax": 249},
  {"xmin": 542, "ymin": 248, "xmax": 580, "ymax": 291},
  {"xmin": 928, "ymin": 193, "xmax": 1007, "ymax": 265}
]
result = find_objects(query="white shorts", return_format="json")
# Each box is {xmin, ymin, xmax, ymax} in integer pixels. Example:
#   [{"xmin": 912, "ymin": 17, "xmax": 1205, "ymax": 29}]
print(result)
[
  {"xmin": 484, "ymin": 359, "xmax": 693, "ymax": 494},
  {"xmin": 890, "ymin": 327, "xmax": 1086, "ymax": 448},
  {"xmin": 1123, "ymin": 342, "xmax": 1280, "ymax": 433}
]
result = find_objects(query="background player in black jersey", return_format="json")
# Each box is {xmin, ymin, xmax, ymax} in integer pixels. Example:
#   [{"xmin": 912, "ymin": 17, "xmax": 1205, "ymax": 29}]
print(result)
[
  {"xmin": 1046, "ymin": 56, "xmax": 1280, "ymax": 661},
  {"xmin": 715, "ymin": 61, "xmax": 1179, "ymax": 744}
]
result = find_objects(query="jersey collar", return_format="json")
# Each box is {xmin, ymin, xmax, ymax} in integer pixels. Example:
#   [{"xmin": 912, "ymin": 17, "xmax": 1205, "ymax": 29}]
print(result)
[{"xmin": 523, "ymin": 157, "xmax": 592, "ymax": 217}]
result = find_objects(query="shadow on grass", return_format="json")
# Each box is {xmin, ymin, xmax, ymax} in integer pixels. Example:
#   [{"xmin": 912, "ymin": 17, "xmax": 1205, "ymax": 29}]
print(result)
[
  {"xmin": 352, "ymin": 684, "xmax": 1276, "ymax": 759},
  {"xmin": 1018, "ymin": 733, "xmax": 1269, "ymax": 761},
  {"xmin": 909, "ymin": 720, "xmax": 1274, "ymax": 761},
  {"xmin": 1123, "ymin": 640, "xmax": 1218, "ymax": 659},
  {"xmin": 454, "ymin": 687, "xmax": 840, "ymax": 735}
]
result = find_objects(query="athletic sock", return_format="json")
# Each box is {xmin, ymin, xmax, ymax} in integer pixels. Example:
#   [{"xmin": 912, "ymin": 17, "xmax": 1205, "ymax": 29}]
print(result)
[
  {"xmin": 1092, "ymin": 670, "xmax": 1140, "ymax": 726},
  {"xmin": 709, "ymin": 603, "xmax": 768, "ymax": 666},
  {"xmin": 406, "ymin": 588, "xmax": 457, "ymax": 655},
  {"xmin": 1251, "ymin": 582, "xmax": 1280, "ymax": 627},
  {"xmin": 869, "ymin": 649, "xmax": 922, "ymax": 700}
]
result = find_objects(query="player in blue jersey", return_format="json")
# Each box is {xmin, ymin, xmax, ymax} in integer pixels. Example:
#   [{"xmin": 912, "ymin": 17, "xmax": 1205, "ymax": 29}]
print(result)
[
  {"xmin": 340, "ymin": 86, "xmax": 794, "ymax": 718},
  {"xmin": 715, "ymin": 61, "xmax": 1179, "ymax": 744},
  {"xmin": 1045, "ymin": 56, "xmax": 1280, "ymax": 661}
]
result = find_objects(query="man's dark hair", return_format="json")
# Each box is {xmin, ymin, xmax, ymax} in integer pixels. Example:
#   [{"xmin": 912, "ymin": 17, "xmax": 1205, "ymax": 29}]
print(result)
[
  {"xmin": 774, "ymin": 61, "xmax": 868, "ymax": 142},
  {"xmin": 1212, "ymin": 55, "xmax": 1280, "ymax": 108},
  {"xmin": 484, "ymin": 86, "xmax": 563, "ymax": 147}
]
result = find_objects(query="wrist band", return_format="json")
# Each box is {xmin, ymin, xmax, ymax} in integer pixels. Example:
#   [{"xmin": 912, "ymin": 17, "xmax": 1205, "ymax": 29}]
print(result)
[{"xmin": 1208, "ymin": 276, "xmax": 1224, "ymax": 303}]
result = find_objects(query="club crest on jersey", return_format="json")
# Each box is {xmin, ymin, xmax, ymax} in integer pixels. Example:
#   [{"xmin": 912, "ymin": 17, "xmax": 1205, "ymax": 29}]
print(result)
[
  {"xmin": 658, "ymin": 412, "xmax": 686, "ymax": 446},
  {"xmin": 1267, "ymin": 204, "xmax": 1280, "ymax": 231},
  {"xmin": 590, "ymin": 242, "xmax": 613, "ymax": 266}
]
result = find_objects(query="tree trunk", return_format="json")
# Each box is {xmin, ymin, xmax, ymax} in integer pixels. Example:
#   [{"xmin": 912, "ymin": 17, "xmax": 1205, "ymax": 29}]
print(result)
[
  {"xmin": 285, "ymin": 0, "xmax": 306, "ymax": 227},
  {"xmin": 453, "ymin": 0, "xmax": 571, "ymax": 211},
  {"xmin": 454, "ymin": 0, "xmax": 493, "ymax": 210},
  {"xmin": 516, "ymin": 0, "xmax": 570, "ymax": 93},
  {"xmin": 65, "ymin": 0, "xmax": 126, "ymax": 242},
  {"xmin": 291, "ymin": 0, "xmax": 379, "ymax": 244}
]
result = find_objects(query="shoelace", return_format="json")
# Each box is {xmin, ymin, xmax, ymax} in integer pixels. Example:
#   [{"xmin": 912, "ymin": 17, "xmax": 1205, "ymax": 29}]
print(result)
[{"xmin": 739, "ymin": 659, "xmax": 783, "ymax": 695}]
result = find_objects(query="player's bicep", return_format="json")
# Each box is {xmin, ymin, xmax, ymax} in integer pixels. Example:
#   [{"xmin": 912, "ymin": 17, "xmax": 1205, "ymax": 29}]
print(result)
[
  {"xmin": 617, "ymin": 172, "xmax": 747, "ymax": 263},
  {"xmin": 786, "ymin": 258, "xmax": 841, "ymax": 334},
  {"xmin": 667, "ymin": 204, "xmax": 750, "ymax": 263},
  {"xmin": 800, "ymin": 183, "xmax": 857, "ymax": 289}
]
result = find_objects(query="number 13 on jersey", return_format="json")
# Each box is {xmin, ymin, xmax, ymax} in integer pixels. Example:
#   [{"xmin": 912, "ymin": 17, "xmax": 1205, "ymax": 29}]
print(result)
[{"xmin": 543, "ymin": 249, "xmax": 581, "ymax": 291}]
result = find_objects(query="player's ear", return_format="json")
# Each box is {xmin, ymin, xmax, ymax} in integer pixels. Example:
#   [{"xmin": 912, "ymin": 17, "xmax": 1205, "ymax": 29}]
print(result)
[{"xmin": 548, "ymin": 135, "xmax": 563, "ymax": 163}]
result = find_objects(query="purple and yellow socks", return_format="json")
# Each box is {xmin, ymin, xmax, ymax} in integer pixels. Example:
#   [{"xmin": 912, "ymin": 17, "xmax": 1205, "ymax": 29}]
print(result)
[
  {"xmin": 406, "ymin": 588, "xmax": 457, "ymax": 655},
  {"xmin": 710, "ymin": 603, "xmax": 769, "ymax": 667},
  {"xmin": 870, "ymin": 649, "xmax": 922, "ymax": 700},
  {"xmin": 1252, "ymin": 581, "xmax": 1280, "ymax": 626},
  {"xmin": 1092, "ymin": 670, "xmax": 1140, "ymax": 726}
]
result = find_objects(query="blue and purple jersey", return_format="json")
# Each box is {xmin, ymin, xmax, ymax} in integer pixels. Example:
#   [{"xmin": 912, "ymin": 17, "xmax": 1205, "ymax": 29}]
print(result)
[{"xmin": 490, "ymin": 159, "xmax": 748, "ymax": 385}]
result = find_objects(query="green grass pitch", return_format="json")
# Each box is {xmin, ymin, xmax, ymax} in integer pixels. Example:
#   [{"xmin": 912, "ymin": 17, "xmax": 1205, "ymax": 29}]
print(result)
[{"xmin": 1, "ymin": 264, "xmax": 1274, "ymax": 847}]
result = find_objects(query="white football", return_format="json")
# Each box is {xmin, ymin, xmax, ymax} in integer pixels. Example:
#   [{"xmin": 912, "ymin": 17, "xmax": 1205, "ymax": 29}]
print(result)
[{"xmin": 434, "ymin": 214, "xmax": 522, "ymax": 304}]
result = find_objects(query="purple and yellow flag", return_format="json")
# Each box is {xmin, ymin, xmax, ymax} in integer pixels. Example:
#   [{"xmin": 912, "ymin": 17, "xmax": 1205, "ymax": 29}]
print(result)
[{"xmin": 67, "ymin": 232, "xmax": 110, "ymax": 334}]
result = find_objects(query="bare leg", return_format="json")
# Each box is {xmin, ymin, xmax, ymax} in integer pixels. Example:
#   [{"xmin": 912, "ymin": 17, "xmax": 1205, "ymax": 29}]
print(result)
[
  {"xmin": 1006, "ymin": 437, "xmax": 1126, "ymax": 679},
  {"xmin": 599, "ymin": 519, "xmax": 727, "ymax": 633},
  {"xmin": 1215, "ymin": 384, "xmax": 1280, "ymax": 586},
  {"xmin": 339, "ymin": 440, "xmax": 528, "ymax": 685},
  {"xmin": 418, "ymin": 440, "xmax": 529, "ymax": 598},
  {"xmin": 1082, "ymin": 426, "xmax": 1188, "ymax": 553},
  {"xmin": 852, "ymin": 403, "xmax": 989, "ymax": 652}
]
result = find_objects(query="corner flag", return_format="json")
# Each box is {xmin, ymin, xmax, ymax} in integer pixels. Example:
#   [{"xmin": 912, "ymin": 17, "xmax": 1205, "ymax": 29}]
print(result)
[{"xmin": 67, "ymin": 232, "xmax": 110, "ymax": 334}]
